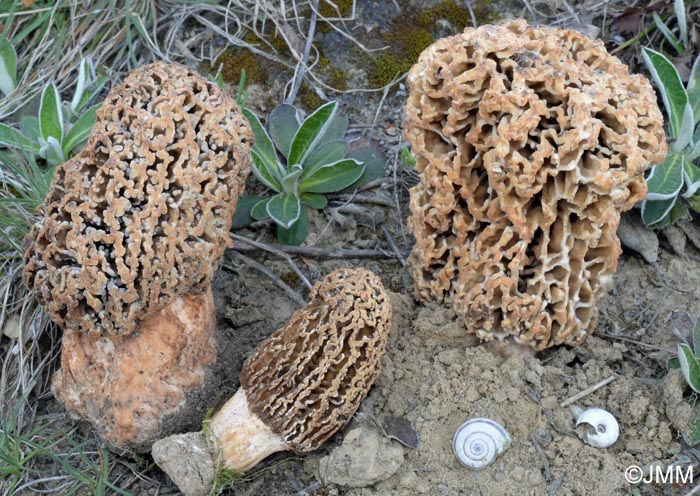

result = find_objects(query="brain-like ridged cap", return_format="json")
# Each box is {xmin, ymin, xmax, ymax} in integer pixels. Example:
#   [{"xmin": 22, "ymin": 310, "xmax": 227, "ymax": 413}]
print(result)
[
  {"xmin": 23, "ymin": 62, "xmax": 252, "ymax": 336},
  {"xmin": 405, "ymin": 20, "xmax": 667, "ymax": 349},
  {"xmin": 240, "ymin": 268, "xmax": 392, "ymax": 453}
]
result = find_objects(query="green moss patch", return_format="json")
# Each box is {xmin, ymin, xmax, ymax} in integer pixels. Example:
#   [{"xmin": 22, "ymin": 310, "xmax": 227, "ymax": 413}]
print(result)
[{"xmin": 367, "ymin": 0, "xmax": 500, "ymax": 88}]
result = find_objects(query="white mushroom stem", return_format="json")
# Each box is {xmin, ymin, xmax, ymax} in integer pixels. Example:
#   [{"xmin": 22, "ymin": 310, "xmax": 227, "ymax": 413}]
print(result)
[
  {"xmin": 208, "ymin": 388, "xmax": 290, "ymax": 472},
  {"xmin": 152, "ymin": 388, "xmax": 291, "ymax": 496}
]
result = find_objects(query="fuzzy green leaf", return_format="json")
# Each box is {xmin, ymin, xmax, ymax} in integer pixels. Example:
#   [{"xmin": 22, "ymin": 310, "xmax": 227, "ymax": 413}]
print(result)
[
  {"xmin": 266, "ymin": 193, "xmax": 301, "ymax": 229},
  {"xmin": 250, "ymin": 150, "xmax": 282, "ymax": 191},
  {"xmin": 20, "ymin": 115, "xmax": 39, "ymax": 142},
  {"xmin": 62, "ymin": 105, "xmax": 98, "ymax": 156},
  {"xmin": 0, "ymin": 124, "xmax": 37, "ymax": 152},
  {"xmin": 683, "ymin": 160, "xmax": 700, "ymax": 198},
  {"xmin": 304, "ymin": 140, "xmax": 348, "ymax": 175},
  {"xmin": 675, "ymin": 0, "xmax": 688, "ymax": 50},
  {"xmin": 280, "ymin": 164, "xmax": 303, "ymax": 196},
  {"xmin": 302, "ymin": 111, "xmax": 349, "ymax": 166},
  {"xmin": 673, "ymin": 103, "xmax": 695, "ymax": 153},
  {"xmin": 690, "ymin": 140, "xmax": 700, "ymax": 161},
  {"xmin": 668, "ymin": 197, "xmax": 690, "ymax": 222},
  {"xmin": 300, "ymin": 192, "xmax": 328, "ymax": 209},
  {"xmin": 642, "ymin": 47, "xmax": 688, "ymax": 138},
  {"xmin": 689, "ymin": 194, "xmax": 700, "ymax": 213},
  {"xmin": 683, "ymin": 403, "xmax": 700, "ymax": 445},
  {"xmin": 0, "ymin": 37, "xmax": 17, "ymax": 96},
  {"xmin": 346, "ymin": 146, "xmax": 387, "ymax": 189},
  {"xmin": 236, "ymin": 69, "xmax": 246, "ymax": 105},
  {"xmin": 668, "ymin": 356, "xmax": 681, "ymax": 370},
  {"xmin": 70, "ymin": 58, "xmax": 90, "ymax": 113},
  {"xmin": 300, "ymin": 158, "xmax": 365, "ymax": 194},
  {"xmin": 679, "ymin": 343, "xmax": 700, "ymax": 393},
  {"xmin": 268, "ymin": 104, "xmax": 300, "ymax": 159},
  {"xmin": 288, "ymin": 101, "xmax": 337, "ymax": 166},
  {"xmin": 232, "ymin": 196, "xmax": 266, "ymax": 228},
  {"xmin": 645, "ymin": 153, "xmax": 684, "ymax": 200},
  {"xmin": 641, "ymin": 197, "xmax": 678, "ymax": 227},
  {"xmin": 693, "ymin": 317, "xmax": 700, "ymax": 357},
  {"xmin": 250, "ymin": 198, "xmax": 271, "ymax": 221},
  {"xmin": 276, "ymin": 207, "xmax": 310, "ymax": 245},
  {"xmin": 75, "ymin": 71, "xmax": 107, "ymax": 113},
  {"xmin": 688, "ymin": 55, "xmax": 700, "ymax": 126},
  {"xmin": 243, "ymin": 108, "xmax": 284, "ymax": 180},
  {"xmin": 322, "ymin": 111, "xmax": 348, "ymax": 143},
  {"xmin": 39, "ymin": 82, "xmax": 64, "ymax": 143},
  {"xmin": 41, "ymin": 136, "xmax": 65, "ymax": 166},
  {"xmin": 652, "ymin": 13, "xmax": 684, "ymax": 55}
]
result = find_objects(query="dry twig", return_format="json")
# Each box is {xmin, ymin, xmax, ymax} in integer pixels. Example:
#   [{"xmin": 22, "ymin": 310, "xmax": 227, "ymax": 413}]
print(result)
[{"xmin": 560, "ymin": 375, "xmax": 618, "ymax": 408}]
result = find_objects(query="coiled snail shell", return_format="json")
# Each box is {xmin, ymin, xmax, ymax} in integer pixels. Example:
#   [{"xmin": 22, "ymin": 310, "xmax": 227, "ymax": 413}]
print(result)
[
  {"xmin": 452, "ymin": 418, "xmax": 512, "ymax": 470},
  {"xmin": 572, "ymin": 406, "xmax": 619, "ymax": 448}
]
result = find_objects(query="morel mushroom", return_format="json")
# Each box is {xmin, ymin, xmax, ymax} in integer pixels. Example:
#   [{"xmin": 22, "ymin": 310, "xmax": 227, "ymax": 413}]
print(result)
[
  {"xmin": 405, "ymin": 20, "xmax": 666, "ymax": 349},
  {"xmin": 22, "ymin": 62, "xmax": 252, "ymax": 450},
  {"xmin": 153, "ymin": 268, "xmax": 392, "ymax": 496}
]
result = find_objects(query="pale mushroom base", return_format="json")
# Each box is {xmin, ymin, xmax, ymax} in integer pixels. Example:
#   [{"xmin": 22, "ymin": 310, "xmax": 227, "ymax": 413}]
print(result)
[
  {"xmin": 52, "ymin": 289, "xmax": 218, "ymax": 452},
  {"xmin": 153, "ymin": 388, "xmax": 289, "ymax": 496}
]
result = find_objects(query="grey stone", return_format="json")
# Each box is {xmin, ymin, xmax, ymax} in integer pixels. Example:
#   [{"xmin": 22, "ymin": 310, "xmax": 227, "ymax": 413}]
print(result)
[
  {"xmin": 152, "ymin": 432, "xmax": 215, "ymax": 496},
  {"xmin": 617, "ymin": 211, "xmax": 658, "ymax": 263},
  {"xmin": 663, "ymin": 224, "xmax": 687, "ymax": 257},
  {"xmin": 319, "ymin": 426, "xmax": 404, "ymax": 487}
]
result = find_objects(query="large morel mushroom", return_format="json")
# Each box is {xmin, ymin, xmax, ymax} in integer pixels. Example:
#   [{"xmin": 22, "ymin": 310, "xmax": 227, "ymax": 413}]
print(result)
[
  {"xmin": 22, "ymin": 62, "xmax": 252, "ymax": 450},
  {"xmin": 405, "ymin": 20, "xmax": 667, "ymax": 349},
  {"xmin": 153, "ymin": 268, "xmax": 392, "ymax": 496}
]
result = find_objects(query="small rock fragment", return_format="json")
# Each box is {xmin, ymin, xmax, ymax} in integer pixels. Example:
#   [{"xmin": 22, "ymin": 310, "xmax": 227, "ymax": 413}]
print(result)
[
  {"xmin": 1, "ymin": 315, "xmax": 20, "ymax": 340},
  {"xmin": 663, "ymin": 224, "xmax": 687, "ymax": 257},
  {"xmin": 383, "ymin": 415, "xmax": 419, "ymax": 449},
  {"xmin": 678, "ymin": 219, "xmax": 700, "ymax": 252},
  {"xmin": 617, "ymin": 211, "xmax": 659, "ymax": 263},
  {"xmin": 152, "ymin": 432, "xmax": 215, "ymax": 496},
  {"xmin": 319, "ymin": 427, "xmax": 404, "ymax": 487}
]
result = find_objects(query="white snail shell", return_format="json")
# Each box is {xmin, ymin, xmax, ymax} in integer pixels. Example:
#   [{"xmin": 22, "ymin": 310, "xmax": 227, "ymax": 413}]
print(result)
[
  {"xmin": 571, "ymin": 406, "xmax": 619, "ymax": 448},
  {"xmin": 452, "ymin": 418, "xmax": 512, "ymax": 470}
]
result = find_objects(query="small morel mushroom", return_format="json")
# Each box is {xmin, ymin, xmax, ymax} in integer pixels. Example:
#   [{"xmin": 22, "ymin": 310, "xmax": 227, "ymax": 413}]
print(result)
[
  {"xmin": 404, "ymin": 20, "xmax": 667, "ymax": 349},
  {"xmin": 153, "ymin": 268, "xmax": 392, "ymax": 496},
  {"xmin": 22, "ymin": 62, "xmax": 253, "ymax": 450}
]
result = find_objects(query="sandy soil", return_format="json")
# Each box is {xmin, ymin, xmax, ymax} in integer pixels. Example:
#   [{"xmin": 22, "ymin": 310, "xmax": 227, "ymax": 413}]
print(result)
[{"xmin": 168, "ymin": 205, "xmax": 695, "ymax": 496}]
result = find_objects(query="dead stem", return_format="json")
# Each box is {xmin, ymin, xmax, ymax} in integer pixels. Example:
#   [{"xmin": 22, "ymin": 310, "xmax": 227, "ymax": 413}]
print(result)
[
  {"xmin": 230, "ymin": 233, "xmax": 312, "ymax": 290},
  {"xmin": 224, "ymin": 254, "xmax": 307, "ymax": 306},
  {"xmin": 559, "ymin": 375, "xmax": 618, "ymax": 408},
  {"xmin": 228, "ymin": 238, "xmax": 409, "ymax": 260}
]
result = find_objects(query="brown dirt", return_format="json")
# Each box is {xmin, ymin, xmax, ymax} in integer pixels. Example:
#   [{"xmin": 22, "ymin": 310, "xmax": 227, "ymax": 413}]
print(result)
[{"xmin": 166, "ymin": 207, "xmax": 696, "ymax": 496}]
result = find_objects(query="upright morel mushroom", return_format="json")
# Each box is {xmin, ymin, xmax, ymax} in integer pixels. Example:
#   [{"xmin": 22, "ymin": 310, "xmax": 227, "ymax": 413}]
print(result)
[
  {"xmin": 23, "ymin": 62, "xmax": 253, "ymax": 451},
  {"xmin": 153, "ymin": 268, "xmax": 392, "ymax": 496},
  {"xmin": 405, "ymin": 20, "xmax": 667, "ymax": 349}
]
